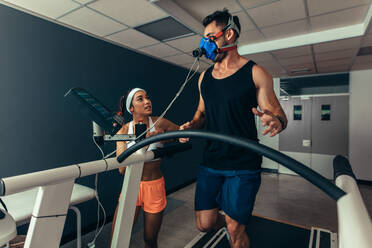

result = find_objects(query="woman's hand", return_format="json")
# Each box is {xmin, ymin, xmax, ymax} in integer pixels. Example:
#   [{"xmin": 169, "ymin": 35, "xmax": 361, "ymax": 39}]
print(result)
[{"xmin": 146, "ymin": 129, "xmax": 164, "ymax": 138}]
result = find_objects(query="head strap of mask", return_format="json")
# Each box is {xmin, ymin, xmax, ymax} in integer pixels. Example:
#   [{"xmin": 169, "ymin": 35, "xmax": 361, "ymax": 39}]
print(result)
[{"xmin": 211, "ymin": 15, "xmax": 240, "ymax": 53}]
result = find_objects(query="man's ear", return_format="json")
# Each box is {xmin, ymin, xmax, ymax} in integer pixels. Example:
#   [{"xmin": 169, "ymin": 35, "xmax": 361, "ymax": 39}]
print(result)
[
  {"xmin": 130, "ymin": 106, "xmax": 134, "ymax": 114},
  {"xmin": 225, "ymin": 29, "xmax": 235, "ymax": 41}
]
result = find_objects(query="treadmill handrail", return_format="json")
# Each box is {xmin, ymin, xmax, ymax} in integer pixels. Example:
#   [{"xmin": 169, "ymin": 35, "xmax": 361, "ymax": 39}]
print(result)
[
  {"xmin": 0, "ymin": 142, "xmax": 193, "ymax": 196},
  {"xmin": 117, "ymin": 130, "xmax": 346, "ymax": 201}
]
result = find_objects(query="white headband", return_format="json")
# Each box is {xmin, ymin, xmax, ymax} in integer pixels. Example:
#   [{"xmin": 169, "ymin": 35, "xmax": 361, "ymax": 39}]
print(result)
[{"xmin": 126, "ymin": 88, "xmax": 146, "ymax": 114}]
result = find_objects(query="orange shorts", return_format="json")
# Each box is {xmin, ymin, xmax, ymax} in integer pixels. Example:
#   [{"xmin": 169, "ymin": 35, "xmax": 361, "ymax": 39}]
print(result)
[{"xmin": 119, "ymin": 177, "xmax": 167, "ymax": 214}]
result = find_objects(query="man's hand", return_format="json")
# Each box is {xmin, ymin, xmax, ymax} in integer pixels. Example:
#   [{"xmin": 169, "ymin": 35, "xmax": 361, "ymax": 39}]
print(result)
[
  {"xmin": 252, "ymin": 108, "xmax": 283, "ymax": 137},
  {"xmin": 179, "ymin": 121, "xmax": 193, "ymax": 143}
]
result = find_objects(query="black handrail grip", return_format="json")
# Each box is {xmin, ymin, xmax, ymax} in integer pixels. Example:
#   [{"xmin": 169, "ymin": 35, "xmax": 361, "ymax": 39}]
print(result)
[
  {"xmin": 334, "ymin": 155, "xmax": 356, "ymax": 180},
  {"xmin": 153, "ymin": 142, "xmax": 192, "ymax": 159},
  {"xmin": 0, "ymin": 179, "xmax": 5, "ymax": 197}
]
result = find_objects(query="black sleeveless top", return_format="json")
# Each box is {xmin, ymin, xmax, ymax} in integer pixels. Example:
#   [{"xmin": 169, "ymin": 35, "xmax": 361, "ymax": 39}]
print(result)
[{"xmin": 201, "ymin": 60, "xmax": 262, "ymax": 170}]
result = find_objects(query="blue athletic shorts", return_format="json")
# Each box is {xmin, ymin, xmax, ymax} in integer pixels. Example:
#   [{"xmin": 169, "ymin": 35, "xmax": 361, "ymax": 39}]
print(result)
[{"xmin": 195, "ymin": 165, "xmax": 261, "ymax": 225}]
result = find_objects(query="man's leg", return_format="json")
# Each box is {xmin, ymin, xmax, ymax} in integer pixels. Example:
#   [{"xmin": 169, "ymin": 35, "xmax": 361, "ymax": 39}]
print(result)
[
  {"xmin": 219, "ymin": 170, "xmax": 261, "ymax": 248},
  {"xmin": 225, "ymin": 214, "xmax": 249, "ymax": 248},
  {"xmin": 195, "ymin": 208, "xmax": 225, "ymax": 232},
  {"xmin": 194, "ymin": 166, "xmax": 225, "ymax": 232}
]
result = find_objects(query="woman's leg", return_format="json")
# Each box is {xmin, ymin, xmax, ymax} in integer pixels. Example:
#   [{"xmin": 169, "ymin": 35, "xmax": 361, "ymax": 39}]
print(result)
[{"xmin": 143, "ymin": 210, "xmax": 164, "ymax": 248}]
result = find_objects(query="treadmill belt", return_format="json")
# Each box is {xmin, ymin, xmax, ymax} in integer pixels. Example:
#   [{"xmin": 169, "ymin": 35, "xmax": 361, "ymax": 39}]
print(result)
[
  {"xmin": 191, "ymin": 216, "xmax": 310, "ymax": 248},
  {"xmin": 245, "ymin": 216, "xmax": 310, "ymax": 248}
]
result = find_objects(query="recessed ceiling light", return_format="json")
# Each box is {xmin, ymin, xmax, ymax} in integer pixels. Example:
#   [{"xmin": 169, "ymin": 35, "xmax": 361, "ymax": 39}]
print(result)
[{"xmin": 135, "ymin": 16, "xmax": 194, "ymax": 42}]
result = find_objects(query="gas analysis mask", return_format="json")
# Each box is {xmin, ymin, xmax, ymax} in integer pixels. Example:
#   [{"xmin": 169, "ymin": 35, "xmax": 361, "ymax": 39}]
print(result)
[{"xmin": 192, "ymin": 16, "xmax": 240, "ymax": 61}]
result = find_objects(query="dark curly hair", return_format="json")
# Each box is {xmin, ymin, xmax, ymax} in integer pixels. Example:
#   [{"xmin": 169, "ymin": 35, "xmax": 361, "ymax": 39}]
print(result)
[{"xmin": 202, "ymin": 8, "xmax": 241, "ymax": 38}]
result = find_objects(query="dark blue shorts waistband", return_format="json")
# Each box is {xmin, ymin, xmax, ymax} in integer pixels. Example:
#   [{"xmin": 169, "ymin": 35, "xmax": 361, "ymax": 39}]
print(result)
[{"xmin": 201, "ymin": 165, "xmax": 261, "ymax": 177}]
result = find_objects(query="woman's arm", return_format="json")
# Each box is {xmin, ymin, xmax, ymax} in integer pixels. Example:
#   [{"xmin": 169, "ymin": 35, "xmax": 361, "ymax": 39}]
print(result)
[
  {"xmin": 116, "ymin": 123, "xmax": 129, "ymax": 174},
  {"xmin": 150, "ymin": 117, "xmax": 179, "ymax": 143}
]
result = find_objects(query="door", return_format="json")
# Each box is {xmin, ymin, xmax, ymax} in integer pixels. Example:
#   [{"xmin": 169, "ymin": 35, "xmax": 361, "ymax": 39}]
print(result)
[
  {"xmin": 279, "ymin": 95, "xmax": 349, "ymax": 179},
  {"xmin": 279, "ymin": 97, "xmax": 312, "ymax": 175},
  {"xmin": 310, "ymin": 96, "xmax": 349, "ymax": 179}
]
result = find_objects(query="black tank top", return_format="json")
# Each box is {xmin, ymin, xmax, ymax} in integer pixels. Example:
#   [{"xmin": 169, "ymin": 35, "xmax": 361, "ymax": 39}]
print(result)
[{"xmin": 201, "ymin": 60, "xmax": 262, "ymax": 170}]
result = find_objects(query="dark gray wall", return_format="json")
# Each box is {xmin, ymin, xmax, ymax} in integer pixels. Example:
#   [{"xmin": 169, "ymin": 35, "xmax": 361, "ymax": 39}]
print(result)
[{"xmin": 0, "ymin": 4, "xmax": 202, "ymax": 240}]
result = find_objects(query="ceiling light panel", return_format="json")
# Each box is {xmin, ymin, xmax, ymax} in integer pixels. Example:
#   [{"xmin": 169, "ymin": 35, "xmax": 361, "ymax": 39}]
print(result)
[
  {"xmin": 307, "ymin": 0, "xmax": 371, "ymax": 16},
  {"xmin": 58, "ymin": 7, "xmax": 126, "ymax": 37},
  {"xmin": 261, "ymin": 19, "xmax": 309, "ymax": 39},
  {"xmin": 166, "ymin": 34, "xmax": 201, "ymax": 53},
  {"xmin": 313, "ymin": 37, "xmax": 362, "ymax": 53},
  {"xmin": 172, "ymin": 0, "xmax": 242, "ymax": 21},
  {"xmin": 310, "ymin": 5, "xmax": 369, "ymax": 32},
  {"xmin": 139, "ymin": 43, "xmax": 182, "ymax": 58},
  {"xmin": 247, "ymin": 0, "xmax": 306, "ymax": 28},
  {"xmin": 88, "ymin": 0, "xmax": 168, "ymax": 27},
  {"xmin": 4, "ymin": 0, "xmax": 80, "ymax": 19},
  {"xmin": 106, "ymin": 28, "xmax": 158, "ymax": 49}
]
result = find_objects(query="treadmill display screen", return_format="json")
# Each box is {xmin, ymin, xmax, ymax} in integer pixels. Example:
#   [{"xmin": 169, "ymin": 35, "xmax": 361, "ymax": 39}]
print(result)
[
  {"xmin": 75, "ymin": 90, "xmax": 111, "ymax": 120},
  {"xmin": 65, "ymin": 87, "xmax": 123, "ymax": 136}
]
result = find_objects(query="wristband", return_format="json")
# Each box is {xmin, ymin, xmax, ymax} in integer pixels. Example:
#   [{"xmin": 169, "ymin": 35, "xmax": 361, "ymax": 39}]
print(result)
[{"xmin": 276, "ymin": 115, "xmax": 285, "ymax": 130}]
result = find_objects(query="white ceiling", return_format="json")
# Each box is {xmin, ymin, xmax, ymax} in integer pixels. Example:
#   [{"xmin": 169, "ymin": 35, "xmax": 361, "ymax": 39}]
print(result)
[{"xmin": 1, "ymin": 0, "xmax": 372, "ymax": 76}]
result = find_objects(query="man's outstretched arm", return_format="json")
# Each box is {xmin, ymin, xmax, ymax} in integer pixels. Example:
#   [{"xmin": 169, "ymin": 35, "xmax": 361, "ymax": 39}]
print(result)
[{"xmin": 252, "ymin": 65, "xmax": 287, "ymax": 137}]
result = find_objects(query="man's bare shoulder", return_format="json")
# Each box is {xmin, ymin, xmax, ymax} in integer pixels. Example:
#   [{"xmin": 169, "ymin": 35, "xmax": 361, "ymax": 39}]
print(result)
[
  {"xmin": 251, "ymin": 63, "xmax": 271, "ymax": 76},
  {"xmin": 251, "ymin": 64, "xmax": 273, "ymax": 87}
]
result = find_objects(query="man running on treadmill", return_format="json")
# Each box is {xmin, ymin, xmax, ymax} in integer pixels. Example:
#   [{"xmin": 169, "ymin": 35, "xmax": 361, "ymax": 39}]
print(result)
[{"xmin": 180, "ymin": 9, "xmax": 287, "ymax": 248}]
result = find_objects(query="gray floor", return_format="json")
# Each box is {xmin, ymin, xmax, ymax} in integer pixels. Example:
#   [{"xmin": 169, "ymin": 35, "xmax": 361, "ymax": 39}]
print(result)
[{"xmin": 62, "ymin": 172, "xmax": 372, "ymax": 248}]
